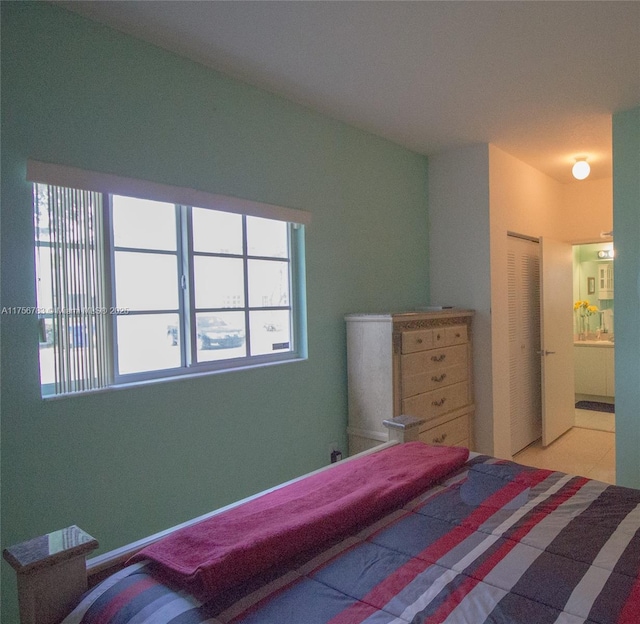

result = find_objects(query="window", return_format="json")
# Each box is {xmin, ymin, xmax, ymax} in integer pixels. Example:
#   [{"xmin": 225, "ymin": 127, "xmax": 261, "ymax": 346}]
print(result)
[{"xmin": 31, "ymin": 164, "xmax": 308, "ymax": 397}]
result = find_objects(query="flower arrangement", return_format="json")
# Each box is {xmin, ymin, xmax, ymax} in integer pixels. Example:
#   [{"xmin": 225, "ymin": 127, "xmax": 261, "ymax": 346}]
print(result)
[{"xmin": 574, "ymin": 300, "xmax": 599, "ymax": 337}]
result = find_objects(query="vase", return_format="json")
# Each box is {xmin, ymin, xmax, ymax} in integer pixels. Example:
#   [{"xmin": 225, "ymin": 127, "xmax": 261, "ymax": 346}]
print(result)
[
  {"xmin": 579, "ymin": 316, "xmax": 587, "ymax": 340},
  {"xmin": 583, "ymin": 316, "xmax": 590, "ymax": 339}
]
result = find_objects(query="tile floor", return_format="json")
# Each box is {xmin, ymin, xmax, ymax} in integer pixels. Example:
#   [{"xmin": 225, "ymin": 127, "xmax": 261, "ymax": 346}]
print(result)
[{"xmin": 513, "ymin": 410, "xmax": 616, "ymax": 484}]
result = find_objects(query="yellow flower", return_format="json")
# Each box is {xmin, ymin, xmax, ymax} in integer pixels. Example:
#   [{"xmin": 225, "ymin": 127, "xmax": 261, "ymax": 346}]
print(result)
[{"xmin": 573, "ymin": 301, "xmax": 598, "ymax": 315}]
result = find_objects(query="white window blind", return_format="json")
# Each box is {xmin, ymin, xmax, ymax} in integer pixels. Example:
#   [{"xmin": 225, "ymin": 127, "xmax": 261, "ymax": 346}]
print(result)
[{"xmin": 35, "ymin": 184, "xmax": 112, "ymax": 393}]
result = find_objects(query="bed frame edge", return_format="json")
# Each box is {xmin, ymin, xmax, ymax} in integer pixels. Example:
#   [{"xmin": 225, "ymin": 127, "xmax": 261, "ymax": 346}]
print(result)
[{"xmin": 7, "ymin": 422, "xmax": 424, "ymax": 624}]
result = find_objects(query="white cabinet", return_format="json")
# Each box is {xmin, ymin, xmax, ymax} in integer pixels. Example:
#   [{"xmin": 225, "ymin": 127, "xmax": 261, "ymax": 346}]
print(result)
[
  {"xmin": 598, "ymin": 263, "xmax": 614, "ymax": 300},
  {"xmin": 345, "ymin": 310, "xmax": 474, "ymax": 455},
  {"xmin": 574, "ymin": 343, "xmax": 615, "ymax": 397}
]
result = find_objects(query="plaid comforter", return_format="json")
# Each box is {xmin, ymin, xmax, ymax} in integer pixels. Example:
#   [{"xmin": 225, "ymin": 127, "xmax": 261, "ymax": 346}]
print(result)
[{"xmin": 63, "ymin": 455, "xmax": 640, "ymax": 624}]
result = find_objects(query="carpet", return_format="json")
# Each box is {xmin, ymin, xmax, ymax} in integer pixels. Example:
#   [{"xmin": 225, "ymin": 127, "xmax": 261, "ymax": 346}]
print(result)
[{"xmin": 575, "ymin": 400, "xmax": 615, "ymax": 413}]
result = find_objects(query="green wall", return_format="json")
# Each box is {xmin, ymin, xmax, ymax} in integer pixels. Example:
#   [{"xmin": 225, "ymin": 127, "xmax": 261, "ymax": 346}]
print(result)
[
  {"xmin": 613, "ymin": 106, "xmax": 640, "ymax": 488},
  {"xmin": 0, "ymin": 3, "xmax": 429, "ymax": 619}
]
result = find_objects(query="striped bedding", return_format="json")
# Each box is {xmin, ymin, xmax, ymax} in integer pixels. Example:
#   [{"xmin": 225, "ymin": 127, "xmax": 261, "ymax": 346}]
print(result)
[{"xmin": 63, "ymin": 454, "xmax": 640, "ymax": 624}]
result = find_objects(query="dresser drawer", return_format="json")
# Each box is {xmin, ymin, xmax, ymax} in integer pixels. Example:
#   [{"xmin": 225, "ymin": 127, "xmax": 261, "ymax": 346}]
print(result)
[
  {"xmin": 401, "ymin": 343, "xmax": 467, "ymax": 377},
  {"xmin": 445, "ymin": 324, "xmax": 467, "ymax": 346},
  {"xmin": 419, "ymin": 414, "xmax": 469, "ymax": 447},
  {"xmin": 401, "ymin": 362, "xmax": 468, "ymax": 399},
  {"xmin": 401, "ymin": 329, "xmax": 433, "ymax": 354},
  {"xmin": 432, "ymin": 324, "xmax": 468, "ymax": 347},
  {"xmin": 432, "ymin": 327, "xmax": 446, "ymax": 346},
  {"xmin": 401, "ymin": 381, "xmax": 469, "ymax": 423}
]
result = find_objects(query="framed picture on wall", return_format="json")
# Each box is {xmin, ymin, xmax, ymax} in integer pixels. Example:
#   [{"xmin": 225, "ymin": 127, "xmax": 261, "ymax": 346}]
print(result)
[{"xmin": 587, "ymin": 277, "xmax": 595, "ymax": 295}]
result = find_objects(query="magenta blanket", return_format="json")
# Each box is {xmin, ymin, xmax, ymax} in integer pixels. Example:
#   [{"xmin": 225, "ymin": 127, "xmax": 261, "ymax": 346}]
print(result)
[{"xmin": 132, "ymin": 442, "xmax": 469, "ymax": 595}]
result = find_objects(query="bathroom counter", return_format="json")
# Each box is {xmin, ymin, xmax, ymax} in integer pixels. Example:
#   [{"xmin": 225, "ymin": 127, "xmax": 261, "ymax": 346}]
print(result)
[{"xmin": 574, "ymin": 340, "xmax": 614, "ymax": 348}]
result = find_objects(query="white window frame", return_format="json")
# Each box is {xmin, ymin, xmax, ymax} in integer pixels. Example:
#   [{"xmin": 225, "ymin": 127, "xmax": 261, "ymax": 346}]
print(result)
[{"xmin": 29, "ymin": 161, "xmax": 310, "ymax": 396}]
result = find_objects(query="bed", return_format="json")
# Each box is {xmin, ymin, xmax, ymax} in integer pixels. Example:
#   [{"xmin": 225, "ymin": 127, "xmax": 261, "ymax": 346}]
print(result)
[{"xmin": 6, "ymin": 432, "xmax": 640, "ymax": 624}]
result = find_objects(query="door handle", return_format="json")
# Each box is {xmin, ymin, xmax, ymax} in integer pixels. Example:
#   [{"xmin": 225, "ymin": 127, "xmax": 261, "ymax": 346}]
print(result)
[{"xmin": 536, "ymin": 350, "xmax": 556, "ymax": 355}]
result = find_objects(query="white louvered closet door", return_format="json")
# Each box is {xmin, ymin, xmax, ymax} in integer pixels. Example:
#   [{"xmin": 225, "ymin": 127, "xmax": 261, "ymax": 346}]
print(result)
[{"xmin": 508, "ymin": 235, "xmax": 542, "ymax": 455}]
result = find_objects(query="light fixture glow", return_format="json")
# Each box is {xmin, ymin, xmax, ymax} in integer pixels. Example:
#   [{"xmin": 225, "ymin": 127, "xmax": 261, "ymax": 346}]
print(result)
[{"xmin": 572, "ymin": 159, "xmax": 590, "ymax": 180}]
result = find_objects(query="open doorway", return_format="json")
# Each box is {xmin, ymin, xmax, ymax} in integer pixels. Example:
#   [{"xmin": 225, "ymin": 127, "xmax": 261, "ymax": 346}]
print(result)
[
  {"xmin": 572, "ymin": 241, "xmax": 615, "ymax": 433},
  {"xmin": 507, "ymin": 234, "xmax": 576, "ymax": 457},
  {"xmin": 511, "ymin": 236, "xmax": 616, "ymax": 484}
]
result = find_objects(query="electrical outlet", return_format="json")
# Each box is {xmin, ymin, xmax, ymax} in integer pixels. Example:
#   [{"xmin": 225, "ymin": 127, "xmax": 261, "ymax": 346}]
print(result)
[{"xmin": 329, "ymin": 442, "xmax": 343, "ymax": 463}]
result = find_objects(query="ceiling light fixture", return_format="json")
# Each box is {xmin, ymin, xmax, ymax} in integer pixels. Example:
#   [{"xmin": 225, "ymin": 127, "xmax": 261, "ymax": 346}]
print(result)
[{"xmin": 572, "ymin": 158, "xmax": 590, "ymax": 180}]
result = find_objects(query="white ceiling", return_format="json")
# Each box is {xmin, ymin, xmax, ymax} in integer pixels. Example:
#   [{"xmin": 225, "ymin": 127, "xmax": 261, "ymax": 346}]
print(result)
[{"xmin": 58, "ymin": 1, "xmax": 640, "ymax": 184}]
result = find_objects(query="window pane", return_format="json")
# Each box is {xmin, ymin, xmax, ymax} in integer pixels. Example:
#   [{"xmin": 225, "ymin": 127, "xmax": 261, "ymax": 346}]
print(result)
[
  {"xmin": 196, "ymin": 312, "xmax": 246, "ymax": 362},
  {"xmin": 194, "ymin": 256, "xmax": 245, "ymax": 309},
  {"xmin": 112, "ymin": 196, "xmax": 176, "ymax": 251},
  {"xmin": 247, "ymin": 217, "xmax": 288, "ymax": 258},
  {"xmin": 192, "ymin": 208, "xmax": 243, "ymax": 255},
  {"xmin": 115, "ymin": 251, "xmax": 179, "ymax": 311},
  {"xmin": 249, "ymin": 310, "xmax": 291, "ymax": 356},
  {"xmin": 248, "ymin": 259, "xmax": 290, "ymax": 308},
  {"xmin": 117, "ymin": 313, "xmax": 181, "ymax": 374}
]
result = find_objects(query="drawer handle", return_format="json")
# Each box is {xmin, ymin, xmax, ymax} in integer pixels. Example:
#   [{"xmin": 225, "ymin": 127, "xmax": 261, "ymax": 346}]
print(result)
[
  {"xmin": 432, "ymin": 433, "xmax": 448, "ymax": 444},
  {"xmin": 431, "ymin": 373, "xmax": 447, "ymax": 383},
  {"xmin": 435, "ymin": 333, "xmax": 442, "ymax": 340},
  {"xmin": 455, "ymin": 332, "xmax": 461, "ymax": 338},
  {"xmin": 431, "ymin": 354, "xmax": 446, "ymax": 362},
  {"xmin": 431, "ymin": 397, "xmax": 447, "ymax": 407},
  {"xmin": 416, "ymin": 338, "xmax": 423, "ymax": 344}
]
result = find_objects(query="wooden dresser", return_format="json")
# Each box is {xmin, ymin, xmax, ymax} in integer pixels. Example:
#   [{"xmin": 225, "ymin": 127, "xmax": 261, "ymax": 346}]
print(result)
[{"xmin": 345, "ymin": 310, "xmax": 474, "ymax": 455}]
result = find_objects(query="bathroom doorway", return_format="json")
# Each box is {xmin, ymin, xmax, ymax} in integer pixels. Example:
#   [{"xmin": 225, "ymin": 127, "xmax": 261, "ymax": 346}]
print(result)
[
  {"xmin": 508, "ymin": 233, "xmax": 575, "ymax": 456},
  {"xmin": 513, "ymin": 238, "xmax": 615, "ymax": 481},
  {"xmin": 572, "ymin": 241, "xmax": 615, "ymax": 432}
]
